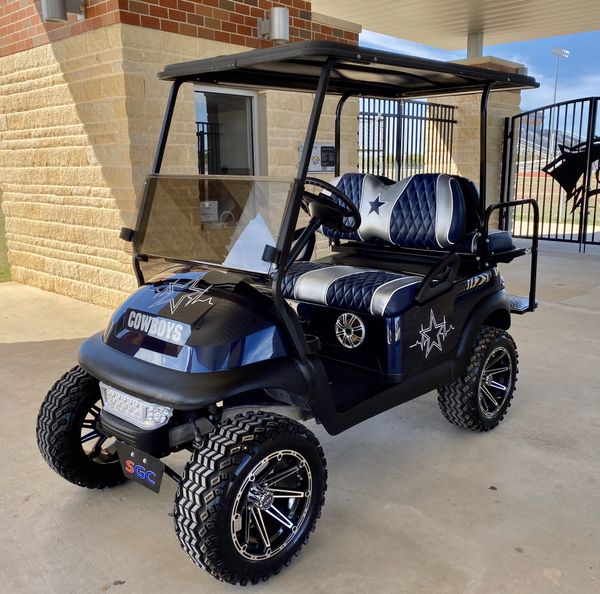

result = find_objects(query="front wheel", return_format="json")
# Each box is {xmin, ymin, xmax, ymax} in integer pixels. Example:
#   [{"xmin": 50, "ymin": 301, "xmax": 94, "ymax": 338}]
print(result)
[
  {"xmin": 174, "ymin": 411, "xmax": 327, "ymax": 585},
  {"xmin": 36, "ymin": 366, "xmax": 125, "ymax": 488},
  {"xmin": 437, "ymin": 326, "xmax": 519, "ymax": 431}
]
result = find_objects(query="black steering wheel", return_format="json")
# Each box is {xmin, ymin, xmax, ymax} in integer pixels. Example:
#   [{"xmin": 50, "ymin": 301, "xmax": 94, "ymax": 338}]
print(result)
[{"xmin": 301, "ymin": 177, "xmax": 361, "ymax": 233}]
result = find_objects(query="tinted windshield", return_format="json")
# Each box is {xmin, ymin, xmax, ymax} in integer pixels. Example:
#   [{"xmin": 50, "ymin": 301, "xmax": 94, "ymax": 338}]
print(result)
[{"xmin": 134, "ymin": 175, "xmax": 293, "ymax": 275}]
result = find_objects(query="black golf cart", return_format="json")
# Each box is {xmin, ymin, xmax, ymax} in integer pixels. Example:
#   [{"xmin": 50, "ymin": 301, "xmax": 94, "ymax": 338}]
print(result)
[{"xmin": 36, "ymin": 42, "xmax": 540, "ymax": 585}]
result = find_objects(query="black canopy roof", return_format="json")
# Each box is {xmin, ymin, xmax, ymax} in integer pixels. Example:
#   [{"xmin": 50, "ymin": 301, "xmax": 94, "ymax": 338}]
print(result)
[{"xmin": 158, "ymin": 41, "xmax": 538, "ymax": 99}]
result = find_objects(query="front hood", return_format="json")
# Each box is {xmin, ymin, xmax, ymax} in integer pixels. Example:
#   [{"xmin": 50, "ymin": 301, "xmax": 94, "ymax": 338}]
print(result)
[{"xmin": 104, "ymin": 267, "xmax": 288, "ymax": 372}]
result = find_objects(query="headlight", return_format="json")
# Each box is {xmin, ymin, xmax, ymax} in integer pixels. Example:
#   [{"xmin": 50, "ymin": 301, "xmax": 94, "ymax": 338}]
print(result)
[{"xmin": 100, "ymin": 383, "xmax": 173, "ymax": 429}]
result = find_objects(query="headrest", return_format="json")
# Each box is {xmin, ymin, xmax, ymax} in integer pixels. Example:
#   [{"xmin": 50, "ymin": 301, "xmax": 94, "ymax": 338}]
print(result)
[{"xmin": 321, "ymin": 173, "xmax": 467, "ymax": 249}]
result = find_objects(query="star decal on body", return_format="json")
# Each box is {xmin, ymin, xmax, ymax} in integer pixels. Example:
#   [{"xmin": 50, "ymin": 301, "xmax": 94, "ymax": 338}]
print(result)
[
  {"xmin": 149, "ymin": 276, "xmax": 214, "ymax": 315},
  {"xmin": 409, "ymin": 309, "xmax": 455, "ymax": 358},
  {"xmin": 368, "ymin": 194, "xmax": 385, "ymax": 215}
]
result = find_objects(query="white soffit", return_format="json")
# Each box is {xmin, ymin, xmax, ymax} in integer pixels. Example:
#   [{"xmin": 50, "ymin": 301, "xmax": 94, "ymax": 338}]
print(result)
[{"xmin": 311, "ymin": 0, "xmax": 600, "ymax": 49}]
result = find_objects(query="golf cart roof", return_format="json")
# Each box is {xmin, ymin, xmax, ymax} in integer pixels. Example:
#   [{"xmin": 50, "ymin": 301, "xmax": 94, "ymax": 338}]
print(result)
[{"xmin": 158, "ymin": 41, "xmax": 538, "ymax": 99}]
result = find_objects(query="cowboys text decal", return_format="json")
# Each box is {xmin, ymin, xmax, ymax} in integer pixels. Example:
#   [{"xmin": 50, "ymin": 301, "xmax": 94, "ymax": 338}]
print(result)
[{"xmin": 126, "ymin": 311, "xmax": 187, "ymax": 346}]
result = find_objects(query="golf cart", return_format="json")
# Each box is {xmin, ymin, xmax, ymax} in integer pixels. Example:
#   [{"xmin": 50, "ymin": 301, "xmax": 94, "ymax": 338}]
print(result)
[{"xmin": 36, "ymin": 42, "xmax": 540, "ymax": 585}]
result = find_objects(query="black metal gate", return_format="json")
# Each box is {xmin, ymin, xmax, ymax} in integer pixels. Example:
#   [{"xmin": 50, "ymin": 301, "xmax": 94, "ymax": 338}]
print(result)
[
  {"xmin": 359, "ymin": 98, "xmax": 456, "ymax": 180},
  {"xmin": 501, "ymin": 97, "xmax": 600, "ymax": 247}
]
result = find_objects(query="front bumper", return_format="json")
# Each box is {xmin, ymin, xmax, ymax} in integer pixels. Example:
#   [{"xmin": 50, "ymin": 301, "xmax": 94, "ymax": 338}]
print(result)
[
  {"xmin": 78, "ymin": 332, "xmax": 310, "ymax": 410},
  {"xmin": 99, "ymin": 410, "xmax": 171, "ymax": 456}
]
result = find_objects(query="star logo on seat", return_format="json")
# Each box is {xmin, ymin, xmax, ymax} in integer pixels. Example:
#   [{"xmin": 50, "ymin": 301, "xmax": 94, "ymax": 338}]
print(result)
[
  {"xmin": 410, "ymin": 309, "xmax": 455, "ymax": 358},
  {"xmin": 368, "ymin": 194, "xmax": 385, "ymax": 215}
]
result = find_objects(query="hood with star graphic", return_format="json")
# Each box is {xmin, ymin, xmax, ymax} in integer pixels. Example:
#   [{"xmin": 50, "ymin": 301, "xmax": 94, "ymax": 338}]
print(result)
[{"xmin": 102, "ymin": 267, "xmax": 288, "ymax": 373}]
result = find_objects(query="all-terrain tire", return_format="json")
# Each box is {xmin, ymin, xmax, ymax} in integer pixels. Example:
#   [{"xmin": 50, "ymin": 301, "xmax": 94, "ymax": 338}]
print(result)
[
  {"xmin": 437, "ymin": 326, "xmax": 519, "ymax": 431},
  {"xmin": 36, "ymin": 365, "xmax": 125, "ymax": 489},
  {"xmin": 174, "ymin": 411, "xmax": 327, "ymax": 585}
]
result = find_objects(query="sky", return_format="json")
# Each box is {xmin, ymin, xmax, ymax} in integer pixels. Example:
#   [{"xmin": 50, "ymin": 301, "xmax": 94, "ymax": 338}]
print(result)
[{"xmin": 360, "ymin": 29, "xmax": 600, "ymax": 112}]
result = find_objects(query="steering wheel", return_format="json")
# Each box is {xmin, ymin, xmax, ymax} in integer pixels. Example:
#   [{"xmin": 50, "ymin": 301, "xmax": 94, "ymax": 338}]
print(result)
[{"xmin": 301, "ymin": 177, "xmax": 361, "ymax": 233}]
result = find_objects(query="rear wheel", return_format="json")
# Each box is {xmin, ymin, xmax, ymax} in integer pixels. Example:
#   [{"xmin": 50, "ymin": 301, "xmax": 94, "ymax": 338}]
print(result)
[
  {"xmin": 437, "ymin": 326, "xmax": 519, "ymax": 431},
  {"xmin": 174, "ymin": 411, "xmax": 327, "ymax": 585},
  {"xmin": 36, "ymin": 366, "xmax": 124, "ymax": 488}
]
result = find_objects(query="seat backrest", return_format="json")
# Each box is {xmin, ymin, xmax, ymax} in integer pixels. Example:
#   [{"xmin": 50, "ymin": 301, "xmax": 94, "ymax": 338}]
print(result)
[
  {"xmin": 321, "ymin": 172, "xmax": 468, "ymax": 250},
  {"xmin": 452, "ymin": 176, "xmax": 481, "ymax": 232},
  {"xmin": 320, "ymin": 173, "xmax": 396, "ymax": 241}
]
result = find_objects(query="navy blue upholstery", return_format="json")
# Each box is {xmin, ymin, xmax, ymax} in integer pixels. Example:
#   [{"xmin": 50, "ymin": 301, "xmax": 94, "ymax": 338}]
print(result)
[
  {"xmin": 283, "ymin": 262, "xmax": 422, "ymax": 317},
  {"xmin": 326, "ymin": 270, "xmax": 411, "ymax": 313},
  {"xmin": 388, "ymin": 174, "xmax": 465, "ymax": 247},
  {"xmin": 288, "ymin": 173, "xmax": 514, "ymax": 319},
  {"xmin": 281, "ymin": 261, "xmax": 323, "ymax": 296},
  {"xmin": 325, "ymin": 173, "xmax": 365, "ymax": 241},
  {"xmin": 321, "ymin": 172, "xmax": 467, "ymax": 249}
]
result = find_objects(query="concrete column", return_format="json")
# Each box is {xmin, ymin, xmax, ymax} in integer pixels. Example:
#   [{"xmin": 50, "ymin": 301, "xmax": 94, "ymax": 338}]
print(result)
[{"xmin": 467, "ymin": 31, "xmax": 484, "ymax": 59}]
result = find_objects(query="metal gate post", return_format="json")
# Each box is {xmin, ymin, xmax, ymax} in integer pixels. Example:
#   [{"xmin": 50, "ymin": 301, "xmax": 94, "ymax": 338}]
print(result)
[
  {"xmin": 579, "ymin": 98, "xmax": 598, "ymax": 252},
  {"xmin": 394, "ymin": 101, "xmax": 404, "ymax": 179},
  {"xmin": 499, "ymin": 115, "xmax": 513, "ymax": 231}
]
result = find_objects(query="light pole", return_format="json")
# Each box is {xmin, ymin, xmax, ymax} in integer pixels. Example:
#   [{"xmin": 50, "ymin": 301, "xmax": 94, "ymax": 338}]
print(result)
[
  {"xmin": 551, "ymin": 47, "xmax": 569, "ymax": 225},
  {"xmin": 552, "ymin": 47, "xmax": 570, "ymax": 104}
]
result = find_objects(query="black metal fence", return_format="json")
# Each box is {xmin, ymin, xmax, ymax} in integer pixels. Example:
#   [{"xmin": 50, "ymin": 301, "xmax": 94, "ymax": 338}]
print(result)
[
  {"xmin": 358, "ymin": 98, "xmax": 456, "ymax": 180},
  {"xmin": 501, "ymin": 97, "xmax": 600, "ymax": 247},
  {"xmin": 196, "ymin": 121, "xmax": 220, "ymax": 175}
]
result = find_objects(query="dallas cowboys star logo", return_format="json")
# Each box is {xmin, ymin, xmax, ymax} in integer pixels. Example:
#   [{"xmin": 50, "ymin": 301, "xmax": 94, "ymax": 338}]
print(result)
[
  {"xmin": 410, "ymin": 309, "xmax": 455, "ymax": 358},
  {"xmin": 368, "ymin": 194, "xmax": 385, "ymax": 215},
  {"xmin": 149, "ymin": 276, "xmax": 214, "ymax": 315}
]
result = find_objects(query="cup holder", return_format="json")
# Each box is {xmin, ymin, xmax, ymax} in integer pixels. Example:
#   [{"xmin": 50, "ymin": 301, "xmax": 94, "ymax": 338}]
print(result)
[{"xmin": 304, "ymin": 334, "xmax": 321, "ymax": 353}]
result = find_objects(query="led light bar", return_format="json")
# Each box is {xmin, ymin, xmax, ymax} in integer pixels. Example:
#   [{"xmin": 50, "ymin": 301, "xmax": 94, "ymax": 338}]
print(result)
[{"xmin": 99, "ymin": 383, "xmax": 173, "ymax": 429}]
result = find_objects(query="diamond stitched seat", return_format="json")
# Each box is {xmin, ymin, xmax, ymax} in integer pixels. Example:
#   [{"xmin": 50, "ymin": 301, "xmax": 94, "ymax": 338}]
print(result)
[
  {"xmin": 283, "ymin": 262, "xmax": 422, "ymax": 317},
  {"xmin": 321, "ymin": 172, "xmax": 467, "ymax": 248},
  {"xmin": 320, "ymin": 172, "xmax": 516, "ymax": 255}
]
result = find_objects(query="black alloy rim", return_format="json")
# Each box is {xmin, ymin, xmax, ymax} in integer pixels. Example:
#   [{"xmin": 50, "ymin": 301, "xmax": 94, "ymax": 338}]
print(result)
[
  {"xmin": 478, "ymin": 346, "xmax": 514, "ymax": 418},
  {"xmin": 80, "ymin": 399, "xmax": 118, "ymax": 465},
  {"xmin": 230, "ymin": 449, "xmax": 313, "ymax": 561}
]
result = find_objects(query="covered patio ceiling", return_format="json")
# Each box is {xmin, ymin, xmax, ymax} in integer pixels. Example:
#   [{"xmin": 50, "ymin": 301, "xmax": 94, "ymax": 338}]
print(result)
[{"xmin": 311, "ymin": 0, "xmax": 600, "ymax": 50}]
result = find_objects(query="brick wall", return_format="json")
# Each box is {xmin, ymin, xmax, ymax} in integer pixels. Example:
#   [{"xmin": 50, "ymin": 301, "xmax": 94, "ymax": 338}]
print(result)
[
  {"xmin": 0, "ymin": 1, "xmax": 120, "ymax": 57},
  {"xmin": 1, "ymin": 0, "xmax": 359, "ymax": 58},
  {"xmin": 119, "ymin": 0, "xmax": 359, "ymax": 47}
]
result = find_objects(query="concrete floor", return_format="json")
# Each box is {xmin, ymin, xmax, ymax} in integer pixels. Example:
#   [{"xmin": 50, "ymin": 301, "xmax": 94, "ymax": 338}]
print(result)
[{"xmin": 1, "ymin": 242, "xmax": 599, "ymax": 593}]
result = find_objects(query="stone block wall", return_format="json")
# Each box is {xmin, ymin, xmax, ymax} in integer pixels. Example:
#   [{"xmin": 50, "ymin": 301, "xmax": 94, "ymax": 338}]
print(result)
[
  {"xmin": 444, "ymin": 90, "xmax": 521, "ymax": 206},
  {"xmin": 429, "ymin": 57, "xmax": 525, "ymax": 222},
  {"xmin": 0, "ymin": 2, "xmax": 360, "ymax": 307},
  {"xmin": 0, "ymin": 26, "xmax": 137, "ymax": 306},
  {"xmin": 428, "ymin": 92, "xmax": 520, "ymax": 232}
]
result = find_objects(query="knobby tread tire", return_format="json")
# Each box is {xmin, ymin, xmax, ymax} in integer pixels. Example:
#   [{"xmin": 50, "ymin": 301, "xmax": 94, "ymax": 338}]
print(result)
[
  {"xmin": 437, "ymin": 326, "xmax": 519, "ymax": 432},
  {"xmin": 174, "ymin": 411, "xmax": 327, "ymax": 586},
  {"xmin": 36, "ymin": 365, "xmax": 125, "ymax": 489}
]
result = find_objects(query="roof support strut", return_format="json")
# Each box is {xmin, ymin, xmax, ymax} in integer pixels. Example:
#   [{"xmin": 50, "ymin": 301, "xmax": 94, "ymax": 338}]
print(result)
[
  {"xmin": 272, "ymin": 58, "xmax": 337, "ymax": 362},
  {"xmin": 151, "ymin": 79, "xmax": 183, "ymax": 174},
  {"xmin": 334, "ymin": 93, "xmax": 351, "ymax": 177},
  {"xmin": 479, "ymin": 81, "xmax": 495, "ymax": 217}
]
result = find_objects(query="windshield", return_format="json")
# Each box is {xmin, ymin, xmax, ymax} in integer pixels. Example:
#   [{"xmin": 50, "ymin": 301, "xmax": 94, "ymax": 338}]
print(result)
[{"xmin": 134, "ymin": 175, "xmax": 293, "ymax": 275}]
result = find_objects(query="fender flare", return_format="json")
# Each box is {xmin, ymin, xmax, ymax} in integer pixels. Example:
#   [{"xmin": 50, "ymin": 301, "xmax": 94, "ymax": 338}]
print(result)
[{"xmin": 452, "ymin": 289, "xmax": 511, "ymax": 380}]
